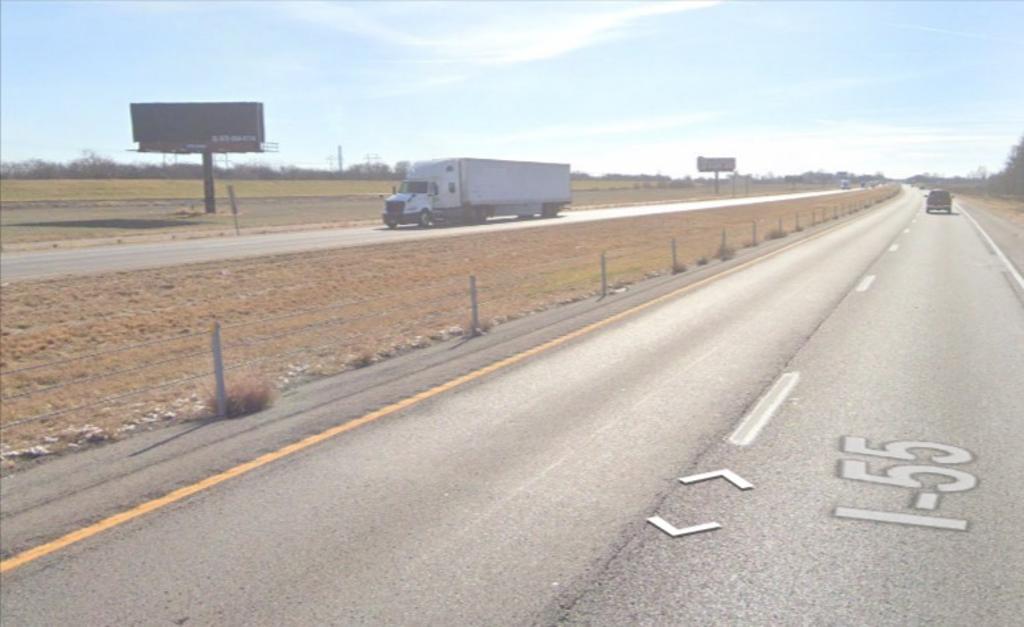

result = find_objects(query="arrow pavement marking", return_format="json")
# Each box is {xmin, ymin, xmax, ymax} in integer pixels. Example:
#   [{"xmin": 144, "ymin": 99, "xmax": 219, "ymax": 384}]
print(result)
[
  {"xmin": 647, "ymin": 516, "xmax": 722, "ymax": 538},
  {"xmin": 678, "ymin": 469, "xmax": 754, "ymax": 490}
]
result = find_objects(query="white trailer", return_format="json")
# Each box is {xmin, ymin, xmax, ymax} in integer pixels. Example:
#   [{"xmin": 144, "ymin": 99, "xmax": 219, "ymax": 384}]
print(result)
[{"xmin": 382, "ymin": 158, "xmax": 571, "ymax": 228}]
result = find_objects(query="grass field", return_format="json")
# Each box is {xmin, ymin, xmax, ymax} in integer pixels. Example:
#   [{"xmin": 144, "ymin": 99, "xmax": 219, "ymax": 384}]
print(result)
[
  {"xmin": 0, "ymin": 179, "xmax": 827, "ymax": 248},
  {"xmin": 0, "ymin": 179, "xmax": 393, "ymax": 202},
  {"xmin": 2, "ymin": 177, "xmax": 674, "ymax": 203},
  {"xmin": 0, "ymin": 186, "xmax": 898, "ymax": 464}
]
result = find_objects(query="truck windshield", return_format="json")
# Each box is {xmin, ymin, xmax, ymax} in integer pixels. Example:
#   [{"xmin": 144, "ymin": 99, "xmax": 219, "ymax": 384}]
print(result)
[{"xmin": 399, "ymin": 181, "xmax": 429, "ymax": 194}]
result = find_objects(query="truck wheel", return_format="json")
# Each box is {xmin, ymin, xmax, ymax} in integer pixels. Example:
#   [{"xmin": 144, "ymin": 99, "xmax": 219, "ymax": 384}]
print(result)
[
  {"xmin": 474, "ymin": 207, "xmax": 488, "ymax": 224},
  {"xmin": 384, "ymin": 217, "xmax": 398, "ymax": 229},
  {"xmin": 542, "ymin": 204, "xmax": 559, "ymax": 218},
  {"xmin": 418, "ymin": 210, "xmax": 434, "ymax": 228}
]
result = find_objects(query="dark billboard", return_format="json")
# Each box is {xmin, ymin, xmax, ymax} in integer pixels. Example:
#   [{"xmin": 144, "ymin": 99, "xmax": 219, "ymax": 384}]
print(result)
[
  {"xmin": 130, "ymin": 102, "xmax": 265, "ymax": 152},
  {"xmin": 697, "ymin": 156, "xmax": 736, "ymax": 173}
]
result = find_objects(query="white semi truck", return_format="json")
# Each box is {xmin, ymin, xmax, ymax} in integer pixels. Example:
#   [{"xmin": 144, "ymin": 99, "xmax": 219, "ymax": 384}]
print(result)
[{"xmin": 382, "ymin": 158, "xmax": 571, "ymax": 228}]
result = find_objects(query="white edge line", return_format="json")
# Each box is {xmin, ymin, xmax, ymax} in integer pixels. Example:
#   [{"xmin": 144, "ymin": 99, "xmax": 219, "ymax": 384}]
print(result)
[
  {"xmin": 728, "ymin": 371, "xmax": 800, "ymax": 446},
  {"xmin": 855, "ymin": 275, "xmax": 876, "ymax": 292},
  {"xmin": 959, "ymin": 205, "xmax": 1024, "ymax": 291}
]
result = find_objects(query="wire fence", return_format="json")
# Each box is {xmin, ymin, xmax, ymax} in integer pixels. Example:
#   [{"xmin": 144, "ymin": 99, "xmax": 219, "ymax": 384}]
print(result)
[{"xmin": 0, "ymin": 187, "xmax": 899, "ymax": 443}]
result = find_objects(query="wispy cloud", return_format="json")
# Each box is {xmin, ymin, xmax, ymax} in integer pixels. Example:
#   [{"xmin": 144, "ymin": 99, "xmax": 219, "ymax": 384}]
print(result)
[
  {"xmin": 486, "ymin": 111, "xmax": 722, "ymax": 143},
  {"xmin": 281, "ymin": 1, "xmax": 719, "ymax": 66},
  {"xmin": 362, "ymin": 73, "xmax": 473, "ymax": 98},
  {"xmin": 889, "ymin": 23, "xmax": 1002, "ymax": 42}
]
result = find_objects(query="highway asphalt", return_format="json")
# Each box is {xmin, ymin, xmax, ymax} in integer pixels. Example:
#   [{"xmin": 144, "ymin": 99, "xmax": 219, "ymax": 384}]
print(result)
[
  {"xmin": 1, "ymin": 188, "xmax": 1021, "ymax": 624},
  {"xmin": 0, "ymin": 189, "xmax": 851, "ymax": 281}
]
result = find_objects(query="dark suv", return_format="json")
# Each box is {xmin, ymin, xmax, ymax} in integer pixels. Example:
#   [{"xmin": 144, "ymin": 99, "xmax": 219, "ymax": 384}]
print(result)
[{"xmin": 926, "ymin": 190, "xmax": 953, "ymax": 214}]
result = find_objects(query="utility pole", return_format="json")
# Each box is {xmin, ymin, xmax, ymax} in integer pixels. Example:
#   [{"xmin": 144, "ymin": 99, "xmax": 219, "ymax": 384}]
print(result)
[{"xmin": 337, "ymin": 145, "xmax": 344, "ymax": 173}]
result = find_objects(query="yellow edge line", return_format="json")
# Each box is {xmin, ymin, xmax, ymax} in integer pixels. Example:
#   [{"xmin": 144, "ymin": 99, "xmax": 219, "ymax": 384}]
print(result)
[{"xmin": 0, "ymin": 202, "xmax": 885, "ymax": 574}]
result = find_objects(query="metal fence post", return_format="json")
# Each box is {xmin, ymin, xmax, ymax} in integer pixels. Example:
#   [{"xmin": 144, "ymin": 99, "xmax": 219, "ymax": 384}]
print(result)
[
  {"xmin": 469, "ymin": 275, "xmax": 480, "ymax": 337},
  {"xmin": 227, "ymin": 184, "xmax": 240, "ymax": 236},
  {"xmin": 211, "ymin": 322, "xmax": 227, "ymax": 417},
  {"xmin": 795, "ymin": 212, "xmax": 800, "ymax": 230},
  {"xmin": 600, "ymin": 252, "xmax": 608, "ymax": 297},
  {"xmin": 671, "ymin": 238, "xmax": 679, "ymax": 273},
  {"xmin": 752, "ymin": 220, "xmax": 757, "ymax": 245},
  {"xmin": 778, "ymin": 216, "xmax": 783, "ymax": 234}
]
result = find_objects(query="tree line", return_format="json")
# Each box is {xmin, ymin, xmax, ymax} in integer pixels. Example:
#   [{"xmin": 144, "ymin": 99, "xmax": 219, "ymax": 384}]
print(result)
[
  {"xmin": 983, "ymin": 135, "xmax": 1023, "ymax": 196},
  {"xmin": 1, "ymin": 154, "xmax": 702, "ymax": 183},
  {"xmin": 908, "ymin": 135, "xmax": 1023, "ymax": 197},
  {"xmin": 0, "ymin": 152, "xmax": 410, "ymax": 181},
  {"xmin": 1, "ymin": 149, "xmax": 893, "ymax": 187}
]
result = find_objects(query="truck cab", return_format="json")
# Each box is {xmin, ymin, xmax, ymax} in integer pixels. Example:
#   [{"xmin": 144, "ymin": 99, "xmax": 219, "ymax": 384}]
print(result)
[{"xmin": 383, "ymin": 161, "xmax": 461, "ymax": 228}]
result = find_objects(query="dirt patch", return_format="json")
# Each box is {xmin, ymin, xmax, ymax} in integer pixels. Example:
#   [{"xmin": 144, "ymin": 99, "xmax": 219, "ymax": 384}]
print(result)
[{"xmin": 0, "ymin": 187, "xmax": 898, "ymax": 465}]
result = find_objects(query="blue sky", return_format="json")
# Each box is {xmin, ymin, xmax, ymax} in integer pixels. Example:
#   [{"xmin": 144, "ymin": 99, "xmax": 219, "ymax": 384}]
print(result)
[{"xmin": 2, "ymin": 1, "xmax": 1022, "ymax": 178}]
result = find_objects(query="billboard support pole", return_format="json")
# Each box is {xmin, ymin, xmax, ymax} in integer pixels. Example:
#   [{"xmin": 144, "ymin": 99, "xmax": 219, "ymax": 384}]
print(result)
[{"xmin": 202, "ymin": 150, "xmax": 216, "ymax": 214}]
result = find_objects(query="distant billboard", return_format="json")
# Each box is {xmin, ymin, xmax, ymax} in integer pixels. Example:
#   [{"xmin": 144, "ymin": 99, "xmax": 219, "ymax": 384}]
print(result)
[
  {"xmin": 697, "ymin": 156, "xmax": 736, "ymax": 173},
  {"xmin": 131, "ymin": 102, "xmax": 266, "ymax": 153}
]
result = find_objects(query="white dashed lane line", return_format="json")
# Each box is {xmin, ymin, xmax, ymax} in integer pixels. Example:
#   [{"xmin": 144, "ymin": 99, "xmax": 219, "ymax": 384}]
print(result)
[
  {"xmin": 856, "ymin": 275, "xmax": 876, "ymax": 292},
  {"xmin": 728, "ymin": 372, "xmax": 800, "ymax": 446}
]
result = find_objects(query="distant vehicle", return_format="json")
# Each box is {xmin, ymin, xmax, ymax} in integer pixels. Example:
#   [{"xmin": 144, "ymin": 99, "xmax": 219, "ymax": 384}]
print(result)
[
  {"xmin": 840, "ymin": 179, "xmax": 851, "ymax": 190},
  {"xmin": 382, "ymin": 158, "xmax": 571, "ymax": 228},
  {"xmin": 926, "ymin": 189, "xmax": 953, "ymax": 213}
]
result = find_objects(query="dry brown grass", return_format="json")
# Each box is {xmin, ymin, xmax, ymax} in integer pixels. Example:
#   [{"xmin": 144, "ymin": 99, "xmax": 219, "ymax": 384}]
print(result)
[
  {"xmin": 957, "ymin": 194, "xmax": 1024, "ymax": 227},
  {"xmin": 1, "ymin": 181, "xmax": 828, "ymax": 249},
  {"xmin": 0, "ymin": 186, "xmax": 898, "ymax": 463},
  {"xmin": 1, "ymin": 178, "xmax": 823, "ymax": 203},
  {"xmin": 206, "ymin": 375, "xmax": 276, "ymax": 418},
  {"xmin": 0, "ymin": 179, "xmax": 394, "ymax": 203}
]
